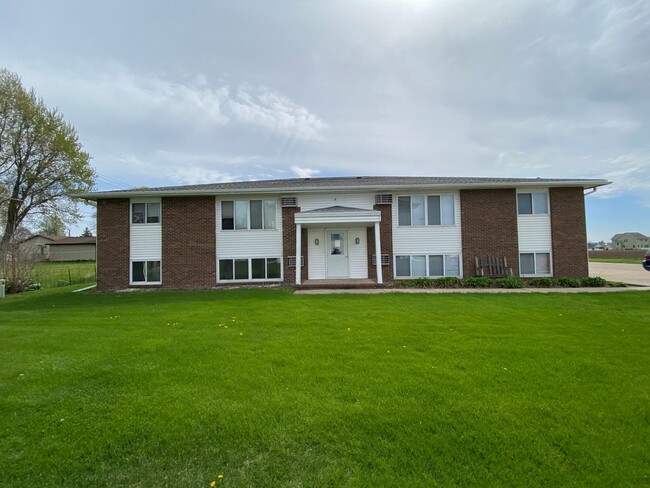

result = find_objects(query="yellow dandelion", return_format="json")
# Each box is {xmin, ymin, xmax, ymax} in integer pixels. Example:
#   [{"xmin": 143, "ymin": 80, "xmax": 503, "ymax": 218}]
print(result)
[
  {"xmin": 218, "ymin": 474, "xmax": 224, "ymax": 479},
  {"xmin": 210, "ymin": 481, "xmax": 216, "ymax": 487}
]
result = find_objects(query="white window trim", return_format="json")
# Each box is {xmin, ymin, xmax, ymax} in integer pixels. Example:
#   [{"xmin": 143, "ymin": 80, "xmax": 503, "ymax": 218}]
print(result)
[
  {"xmin": 519, "ymin": 252, "xmax": 553, "ymax": 277},
  {"xmin": 217, "ymin": 257, "xmax": 284, "ymax": 283},
  {"xmin": 394, "ymin": 254, "xmax": 462, "ymax": 279},
  {"xmin": 397, "ymin": 194, "xmax": 456, "ymax": 227},
  {"xmin": 516, "ymin": 191, "xmax": 550, "ymax": 216},
  {"xmin": 130, "ymin": 259, "xmax": 162, "ymax": 285},
  {"xmin": 130, "ymin": 199, "xmax": 162, "ymax": 225},
  {"xmin": 221, "ymin": 199, "xmax": 278, "ymax": 231}
]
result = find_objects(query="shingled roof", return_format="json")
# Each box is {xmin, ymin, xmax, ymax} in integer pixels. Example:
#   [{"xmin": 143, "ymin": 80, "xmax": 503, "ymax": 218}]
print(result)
[{"xmin": 78, "ymin": 175, "xmax": 610, "ymax": 199}]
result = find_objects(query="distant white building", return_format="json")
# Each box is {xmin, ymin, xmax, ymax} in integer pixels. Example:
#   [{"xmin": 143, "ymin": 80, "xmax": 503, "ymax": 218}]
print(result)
[{"xmin": 610, "ymin": 232, "xmax": 650, "ymax": 250}]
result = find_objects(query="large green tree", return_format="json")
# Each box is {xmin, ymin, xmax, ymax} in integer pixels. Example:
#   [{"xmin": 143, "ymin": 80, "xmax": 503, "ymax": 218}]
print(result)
[{"xmin": 0, "ymin": 68, "xmax": 95, "ymax": 244}]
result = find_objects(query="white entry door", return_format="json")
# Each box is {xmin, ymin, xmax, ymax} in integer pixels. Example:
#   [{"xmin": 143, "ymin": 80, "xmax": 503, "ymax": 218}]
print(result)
[{"xmin": 327, "ymin": 230, "xmax": 349, "ymax": 278}]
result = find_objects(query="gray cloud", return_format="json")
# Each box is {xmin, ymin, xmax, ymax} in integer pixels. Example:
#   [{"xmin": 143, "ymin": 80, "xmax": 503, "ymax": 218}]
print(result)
[{"xmin": 1, "ymin": 0, "xmax": 649, "ymax": 239}]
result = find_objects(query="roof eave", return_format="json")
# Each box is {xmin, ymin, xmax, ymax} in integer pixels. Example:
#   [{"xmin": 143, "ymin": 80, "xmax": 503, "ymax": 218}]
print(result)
[{"xmin": 76, "ymin": 179, "xmax": 611, "ymax": 200}]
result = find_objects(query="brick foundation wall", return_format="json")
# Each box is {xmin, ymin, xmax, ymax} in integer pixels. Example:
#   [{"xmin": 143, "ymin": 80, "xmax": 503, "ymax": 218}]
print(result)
[
  {"xmin": 96, "ymin": 199, "xmax": 130, "ymax": 291},
  {"xmin": 282, "ymin": 207, "xmax": 308, "ymax": 283},
  {"xmin": 550, "ymin": 187, "xmax": 588, "ymax": 277},
  {"xmin": 460, "ymin": 189, "xmax": 519, "ymax": 277},
  {"xmin": 367, "ymin": 203, "xmax": 394, "ymax": 282},
  {"xmin": 161, "ymin": 197, "xmax": 216, "ymax": 289}
]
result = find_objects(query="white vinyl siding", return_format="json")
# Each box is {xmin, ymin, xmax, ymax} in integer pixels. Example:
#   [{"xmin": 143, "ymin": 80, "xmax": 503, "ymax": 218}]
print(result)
[
  {"xmin": 130, "ymin": 198, "xmax": 162, "ymax": 267},
  {"xmin": 216, "ymin": 196, "xmax": 283, "ymax": 258},
  {"xmin": 392, "ymin": 192, "xmax": 462, "ymax": 270},
  {"xmin": 348, "ymin": 228, "xmax": 368, "ymax": 279},
  {"xmin": 298, "ymin": 192, "xmax": 374, "ymax": 211},
  {"xmin": 307, "ymin": 228, "xmax": 326, "ymax": 280}
]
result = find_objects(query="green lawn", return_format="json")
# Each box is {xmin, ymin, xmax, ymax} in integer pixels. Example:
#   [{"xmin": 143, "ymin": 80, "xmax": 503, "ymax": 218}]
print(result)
[
  {"xmin": 589, "ymin": 257, "xmax": 644, "ymax": 264},
  {"xmin": 1, "ymin": 288, "xmax": 648, "ymax": 487},
  {"xmin": 34, "ymin": 261, "xmax": 96, "ymax": 288}
]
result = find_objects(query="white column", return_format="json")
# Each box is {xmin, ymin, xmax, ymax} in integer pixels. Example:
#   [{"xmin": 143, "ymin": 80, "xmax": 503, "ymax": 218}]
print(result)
[
  {"xmin": 374, "ymin": 221, "xmax": 383, "ymax": 284},
  {"xmin": 295, "ymin": 223, "xmax": 302, "ymax": 285}
]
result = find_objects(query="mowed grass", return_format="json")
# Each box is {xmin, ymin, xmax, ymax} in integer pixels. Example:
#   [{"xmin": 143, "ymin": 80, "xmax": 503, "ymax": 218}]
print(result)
[
  {"xmin": 1, "ymin": 288, "xmax": 648, "ymax": 487},
  {"xmin": 590, "ymin": 257, "xmax": 645, "ymax": 264},
  {"xmin": 33, "ymin": 261, "xmax": 96, "ymax": 288}
]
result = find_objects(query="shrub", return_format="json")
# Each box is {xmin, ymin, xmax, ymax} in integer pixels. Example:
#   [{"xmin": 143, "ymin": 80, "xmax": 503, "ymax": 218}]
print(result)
[
  {"xmin": 494, "ymin": 277, "xmax": 525, "ymax": 288},
  {"xmin": 557, "ymin": 277, "xmax": 581, "ymax": 288},
  {"xmin": 411, "ymin": 277, "xmax": 434, "ymax": 288},
  {"xmin": 432, "ymin": 277, "xmax": 462, "ymax": 288},
  {"xmin": 463, "ymin": 276, "xmax": 493, "ymax": 288},
  {"xmin": 579, "ymin": 277, "xmax": 607, "ymax": 287},
  {"xmin": 528, "ymin": 278, "xmax": 560, "ymax": 288},
  {"xmin": 606, "ymin": 281, "xmax": 627, "ymax": 288}
]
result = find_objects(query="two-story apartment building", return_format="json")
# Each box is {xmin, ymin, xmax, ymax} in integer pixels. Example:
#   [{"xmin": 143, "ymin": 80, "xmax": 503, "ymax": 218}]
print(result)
[{"xmin": 81, "ymin": 176, "xmax": 609, "ymax": 291}]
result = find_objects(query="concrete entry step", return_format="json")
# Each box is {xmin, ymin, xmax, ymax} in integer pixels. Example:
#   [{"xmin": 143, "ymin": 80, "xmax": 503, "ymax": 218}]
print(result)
[{"xmin": 297, "ymin": 279, "xmax": 382, "ymax": 290}]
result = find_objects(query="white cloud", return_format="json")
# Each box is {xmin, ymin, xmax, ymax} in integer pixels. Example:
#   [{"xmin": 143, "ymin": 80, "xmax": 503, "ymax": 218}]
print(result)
[
  {"xmin": 595, "ymin": 151, "xmax": 650, "ymax": 206},
  {"xmin": 291, "ymin": 166, "xmax": 320, "ymax": 178},
  {"xmin": 229, "ymin": 87, "xmax": 328, "ymax": 141}
]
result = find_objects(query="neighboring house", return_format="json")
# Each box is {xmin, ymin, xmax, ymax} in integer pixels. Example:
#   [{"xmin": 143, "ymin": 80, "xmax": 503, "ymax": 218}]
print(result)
[
  {"xmin": 610, "ymin": 232, "xmax": 650, "ymax": 250},
  {"xmin": 19, "ymin": 235, "xmax": 96, "ymax": 261},
  {"xmin": 80, "ymin": 176, "xmax": 609, "ymax": 291}
]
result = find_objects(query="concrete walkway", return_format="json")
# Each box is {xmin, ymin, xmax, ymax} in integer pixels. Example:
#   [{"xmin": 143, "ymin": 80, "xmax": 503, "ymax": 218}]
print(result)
[{"xmin": 589, "ymin": 262, "xmax": 650, "ymax": 287}]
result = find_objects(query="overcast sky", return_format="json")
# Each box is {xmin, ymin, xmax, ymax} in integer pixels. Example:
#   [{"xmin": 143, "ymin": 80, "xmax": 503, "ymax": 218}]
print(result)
[{"xmin": 2, "ymin": 0, "xmax": 649, "ymax": 241}]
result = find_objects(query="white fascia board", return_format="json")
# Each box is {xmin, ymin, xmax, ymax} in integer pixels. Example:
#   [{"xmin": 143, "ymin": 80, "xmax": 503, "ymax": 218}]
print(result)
[
  {"xmin": 294, "ymin": 210, "xmax": 381, "ymax": 225},
  {"xmin": 76, "ymin": 179, "xmax": 611, "ymax": 200}
]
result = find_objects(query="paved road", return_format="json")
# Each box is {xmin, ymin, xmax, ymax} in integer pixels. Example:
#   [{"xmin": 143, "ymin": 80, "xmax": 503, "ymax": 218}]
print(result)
[{"xmin": 589, "ymin": 262, "xmax": 650, "ymax": 286}]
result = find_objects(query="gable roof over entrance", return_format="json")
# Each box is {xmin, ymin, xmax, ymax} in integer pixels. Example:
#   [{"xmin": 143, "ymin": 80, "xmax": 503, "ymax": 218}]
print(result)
[{"xmin": 295, "ymin": 206, "xmax": 381, "ymax": 225}]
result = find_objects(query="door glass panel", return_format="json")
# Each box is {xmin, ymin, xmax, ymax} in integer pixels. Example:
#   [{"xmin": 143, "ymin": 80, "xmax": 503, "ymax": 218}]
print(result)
[{"xmin": 331, "ymin": 233, "xmax": 344, "ymax": 255}]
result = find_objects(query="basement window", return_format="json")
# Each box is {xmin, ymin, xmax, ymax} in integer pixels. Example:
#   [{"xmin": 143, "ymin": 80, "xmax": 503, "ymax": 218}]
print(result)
[
  {"xmin": 519, "ymin": 252, "xmax": 551, "ymax": 276},
  {"xmin": 131, "ymin": 260, "xmax": 161, "ymax": 284}
]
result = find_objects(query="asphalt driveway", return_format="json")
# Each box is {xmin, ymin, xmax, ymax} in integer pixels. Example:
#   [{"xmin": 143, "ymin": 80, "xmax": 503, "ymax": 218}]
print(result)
[{"xmin": 589, "ymin": 262, "xmax": 650, "ymax": 286}]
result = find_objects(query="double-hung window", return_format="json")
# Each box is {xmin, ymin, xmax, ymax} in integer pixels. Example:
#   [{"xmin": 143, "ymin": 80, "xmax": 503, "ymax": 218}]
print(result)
[
  {"xmin": 131, "ymin": 202, "xmax": 161, "ymax": 224},
  {"xmin": 517, "ymin": 192, "xmax": 548, "ymax": 215},
  {"xmin": 222, "ymin": 200, "xmax": 276, "ymax": 230},
  {"xmin": 398, "ymin": 195, "xmax": 455, "ymax": 226}
]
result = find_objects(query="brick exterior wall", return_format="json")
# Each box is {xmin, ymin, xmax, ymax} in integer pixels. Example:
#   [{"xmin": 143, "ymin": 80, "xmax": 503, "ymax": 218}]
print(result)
[
  {"xmin": 550, "ymin": 187, "xmax": 589, "ymax": 278},
  {"xmin": 282, "ymin": 207, "xmax": 308, "ymax": 283},
  {"xmin": 367, "ymin": 203, "xmax": 394, "ymax": 282},
  {"xmin": 161, "ymin": 197, "xmax": 216, "ymax": 289},
  {"xmin": 96, "ymin": 199, "xmax": 130, "ymax": 291},
  {"xmin": 460, "ymin": 189, "xmax": 519, "ymax": 277}
]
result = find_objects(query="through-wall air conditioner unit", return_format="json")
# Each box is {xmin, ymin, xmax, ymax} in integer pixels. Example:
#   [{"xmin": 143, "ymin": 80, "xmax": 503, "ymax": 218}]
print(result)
[
  {"xmin": 281, "ymin": 196, "xmax": 298, "ymax": 207},
  {"xmin": 375, "ymin": 194, "xmax": 393, "ymax": 204}
]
